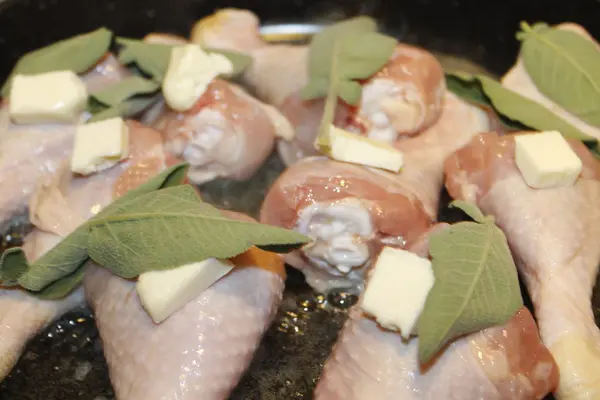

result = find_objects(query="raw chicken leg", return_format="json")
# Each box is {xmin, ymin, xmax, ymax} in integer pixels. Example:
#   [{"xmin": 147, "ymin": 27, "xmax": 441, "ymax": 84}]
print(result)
[
  {"xmin": 315, "ymin": 226, "xmax": 559, "ymax": 400},
  {"xmin": 192, "ymin": 9, "xmax": 446, "ymax": 165},
  {"xmin": 146, "ymin": 79, "xmax": 289, "ymax": 184},
  {"xmin": 502, "ymin": 23, "xmax": 600, "ymax": 141},
  {"xmin": 0, "ymin": 54, "xmax": 130, "ymax": 230},
  {"xmin": 445, "ymin": 132, "xmax": 600, "ymax": 399},
  {"xmin": 261, "ymin": 157, "xmax": 432, "ymax": 293},
  {"xmin": 0, "ymin": 122, "xmax": 167, "ymax": 381},
  {"xmin": 260, "ymin": 93, "xmax": 490, "ymax": 292},
  {"xmin": 85, "ymin": 227, "xmax": 285, "ymax": 399}
]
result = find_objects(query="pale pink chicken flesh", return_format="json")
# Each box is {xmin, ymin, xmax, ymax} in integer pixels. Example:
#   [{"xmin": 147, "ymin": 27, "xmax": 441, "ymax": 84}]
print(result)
[
  {"xmin": 260, "ymin": 157, "xmax": 432, "ymax": 293},
  {"xmin": 84, "ymin": 221, "xmax": 286, "ymax": 400},
  {"xmin": 0, "ymin": 123, "xmax": 166, "ymax": 381},
  {"xmin": 192, "ymin": 9, "xmax": 447, "ymax": 166},
  {"xmin": 0, "ymin": 54, "xmax": 130, "ymax": 230},
  {"xmin": 445, "ymin": 132, "xmax": 600, "ymax": 399},
  {"xmin": 315, "ymin": 226, "xmax": 559, "ymax": 400},
  {"xmin": 148, "ymin": 79, "xmax": 278, "ymax": 184},
  {"xmin": 260, "ymin": 93, "xmax": 489, "ymax": 293}
]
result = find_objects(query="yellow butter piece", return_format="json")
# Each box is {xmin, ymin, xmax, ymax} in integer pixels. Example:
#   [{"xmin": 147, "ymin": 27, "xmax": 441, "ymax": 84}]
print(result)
[
  {"xmin": 322, "ymin": 125, "xmax": 404, "ymax": 172},
  {"xmin": 70, "ymin": 117, "xmax": 129, "ymax": 175},
  {"xmin": 162, "ymin": 44, "xmax": 233, "ymax": 112},
  {"xmin": 137, "ymin": 258, "xmax": 234, "ymax": 323},
  {"xmin": 514, "ymin": 131, "xmax": 582, "ymax": 189},
  {"xmin": 361, "ymin": 247, "xmax": 435, "ymax": 339},
  {"xmin": 9, "ymin": 71, "xmax": 87, "ymax": 125}
]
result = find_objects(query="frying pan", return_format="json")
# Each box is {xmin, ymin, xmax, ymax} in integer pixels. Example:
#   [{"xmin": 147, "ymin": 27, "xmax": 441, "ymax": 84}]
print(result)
[{"xmin": 0, "ymin": 0, "xmax": 598, "ymax": 398}]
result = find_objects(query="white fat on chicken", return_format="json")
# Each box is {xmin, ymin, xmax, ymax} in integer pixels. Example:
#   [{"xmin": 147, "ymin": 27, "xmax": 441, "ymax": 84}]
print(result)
[
  {"xmin": 295, "ymin": 199, "xmax": 375, "ymax": 282},
  {"xmin": 165, "ymin": 108, "xmax": 239, "ymax": 184},
  {"xmin": 359, "ymin": 79, "xmax": 425, "ymax": 143}
]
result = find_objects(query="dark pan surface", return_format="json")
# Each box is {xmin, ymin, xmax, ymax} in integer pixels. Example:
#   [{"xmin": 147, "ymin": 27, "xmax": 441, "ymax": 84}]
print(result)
[{"xmin": 0, "ymin": 0, "xmax": 599, "ymax": 399}]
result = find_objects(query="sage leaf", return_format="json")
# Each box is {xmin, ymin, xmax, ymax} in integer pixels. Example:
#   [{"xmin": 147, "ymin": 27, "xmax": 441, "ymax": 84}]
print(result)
[
  {"xmin": 13, "ymin": 229, "xmax": 89, "ymax": 292},
  {"xmin": 86, "ymin": 185, "xmax": 311, "ymax": 278},
  {"xmin": 117, "ymin": 38, "xmax": 172, "ymax": 82},
  {"xmin": 445, "ymin": 73, "xmax": 525, "ymax": 131},
  {"xmin": 449, "ymin": 200, "xmax": 486, "ymax": 223},
  {"xmin": 0, "ymin": 163, "xmax": 189, "ymax": 296},
  {"xmin": 417, "ymin": 201, "xmax": 523, "ymax": 364},
  {"xmin": 116, "ymin": 38, "xmax": 251, "ymax": 83},
  {"xmin": 1, "ymin": 27, "xmax": 113, "ymax": 97},
  {"xmin": 87, "ymin": 95, "xmax": 158, "ymax": 123},
  {"xmin": 315, "ymin": 44, "xmax": 342, "ymax": 148},
  {"xmin": 446, "ymin": 72, "xmax": 599, "ymax": 152},
  {"xmin": 203, "ymin": 47, "xmax": 252, "ymax": 78},
  {"xmin": 91, "ymin": 76, "xmax": 159, "ymax": 107},
  {"xmin": 301, "ymin": 17, "xmax": 397, "ymax": 105},
  {"xmin": 518, "ymin": 22, "xmax": 600, "ymax": 127}
]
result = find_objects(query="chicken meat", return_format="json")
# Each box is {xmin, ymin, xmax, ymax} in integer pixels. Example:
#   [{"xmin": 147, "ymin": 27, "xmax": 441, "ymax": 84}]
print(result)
[
  {"xmin": 0, "ymin": 122, "xmax": 167, "ymax": 381},
  {"xmin": 315, "ymin": 225, "xmax": 559, "ymax": 400},
  {"xmin": 145, "ymin": 79, "xmax": 290, "ymax": 185},
  {"xmin": 260, "ymin": 93, "xmax": 490, "ymax": 293},
  {"xmin": 85, "ymin": 223, "xmax": 285, "ymax": 400},
  {"xmin": 0, "ymin": 54, "xmax": 130, "ymax": 230},
  {"xmin": 445, "ymin": 131, "xmax": 600, "ymax": 399}
]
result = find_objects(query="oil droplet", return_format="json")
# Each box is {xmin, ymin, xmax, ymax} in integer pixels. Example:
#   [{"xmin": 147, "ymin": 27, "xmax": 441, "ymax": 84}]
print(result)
[
  {"xmin": 296, "ymin": 296, "xmax": 316, "ymax": 312},
  {"xmin": 327, "ymin": 290, "xmax": 358, "ymax": 309}
]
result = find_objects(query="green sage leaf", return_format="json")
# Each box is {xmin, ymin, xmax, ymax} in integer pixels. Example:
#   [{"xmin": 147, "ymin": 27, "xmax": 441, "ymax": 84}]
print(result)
[
  {"xmin": 87, "ymin": 95, "xmax": 158, "ymax": 123},
  {"xmin": 301, "ymin": 17, "xmax": 397, "ymax": 105},
  {"xmin": 1, "ymin": 27, "xmax": 113, "ymax": 97},
  {"xmin": 417, "ymin": 202, "xmax": 523, "ymax": 364},
  {"xmin": 445, "ymin": 73, "xmax": 525, "ymax": 131},
  {"xmin": 117, "ymin": 38, "xmax": 172, "ymax": 82},
  {"xmin": 116, "ymin": 38, "xmax": 251, "ymax": 83},
  {"xmin": 446, "ymin": 72, "xmax": 599, "ymax": 152},
  {"xmin": 87, "ymin": 75, "xmax": 160, "ymax": 122},
  {"xmin": 449, "ymin": 200, "xmax": 486, "ymax": 223},
  {"xmin": 517, "ymin": 22, "xmax": 600, "ymax": 127},
  {"xmin": 91, "ymin": 76, "xmax": 159, "ymax": 107},
  {"xmin": 0, "ymin": 163, "xmax": 190, "ymax": 297},
  {"xmin": 86, "ymin": 185, "xmax": 311, "ymax": 277}
]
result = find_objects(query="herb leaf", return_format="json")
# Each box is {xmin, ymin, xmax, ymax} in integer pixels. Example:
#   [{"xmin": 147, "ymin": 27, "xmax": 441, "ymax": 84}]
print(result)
[
  {"xmin": 86, "ymin": 185, "xmax": 311, "ymax": 277},
  {"xmin": 446, "ymin": 72, "xmax": 599, "ymax": 151},
  {"xmin": 91, "ymin": 76, "xmax": 159, "ymax": 107},
  {"xmin": 117, "ymin": 38, "xmax": 172, "ymax": 82},
  {"xmin": 0, "ymin": 164, "xmax": 189, "ymax": 298},
  {"xmin": 417, "ymin": 201, "xmax": 523, "ymax": 364},
  {"xmin": 1, "ymin": 28, "xmax": 113, "ymax": 97},
  {"xmin": 301, "ymin": 17, "xmax": 397, "ymax": 105},
  {"xmin": 87, "ymin": 96, "xmax": 158, "ymax": 123},
  {"xmin": 87, "ymin": 76, "xmax": 160, "ymax": 122},
  {"xmin": 449, "ymin": 200, "xmax": 486, "ymax": 223},
  {"xmin": 445, "ymin": 73, "xmax": 526, "ymax": 131},
  {"xmin": 518, "ymin": 22, "xmax": 600, "ymax": 127},
  {"xmin": 116, "ymin": 38, "xmax": 251, "ymax": 83}
]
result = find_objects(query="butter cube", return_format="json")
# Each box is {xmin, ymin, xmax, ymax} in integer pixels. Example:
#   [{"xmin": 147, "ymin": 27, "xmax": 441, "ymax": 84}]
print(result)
[
  {"xmin": 323, "ymin": 125, "xmax": 404, "ymax": 172},
  {"xmin": 163, "ymin": 44, "xmax": 233, "ymax": 112},
  {"xmin": 71, "ymin": 117, "xmax": 129, "ymax": 175},
  {"xmin": 9, "ymin": 71, "xmax": 88, "ymax": 124},
  {"xmin": 361, "ymin": 247, "xmax": 435, "ymax": 339},
  {"xmin": 137, "ymin": 258, "xmax": 234, "ymax": 323},
  {"xmin": 514, "ymin": 131, "xmax": 582, "ymax": 189}
]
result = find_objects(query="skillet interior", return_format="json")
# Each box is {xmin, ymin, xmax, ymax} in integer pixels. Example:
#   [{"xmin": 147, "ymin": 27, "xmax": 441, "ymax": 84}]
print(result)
[{"xmin": 0, "ymin": 0, "xmax": 599, "ymax": 398}]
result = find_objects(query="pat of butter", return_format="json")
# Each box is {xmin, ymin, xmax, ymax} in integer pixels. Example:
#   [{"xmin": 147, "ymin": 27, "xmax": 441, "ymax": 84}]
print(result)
[
  {"xmin": 514, "ymin": 131, "xmax": 582, "ymax": 189},
  {"xmin": 361, "ymin": 247, "xmax": 435, "ymax": 339},
  {"xmin": 9, "ymin": 71, "xmax": 88, "ymax": 124},
  {"xmin": 137, "ymin": 258, "xmax": 234, "ymax": 323},
  {"xmin": 71, "ymin": 117, "xmax": 129, "ymax": 175},
  {"xmin": 163, "ymin": 44, "xmax": 233, "ymax": 112},
  {"xmin": 321, "ymin": 125, "xmax": 404, "ymax": 172}
]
